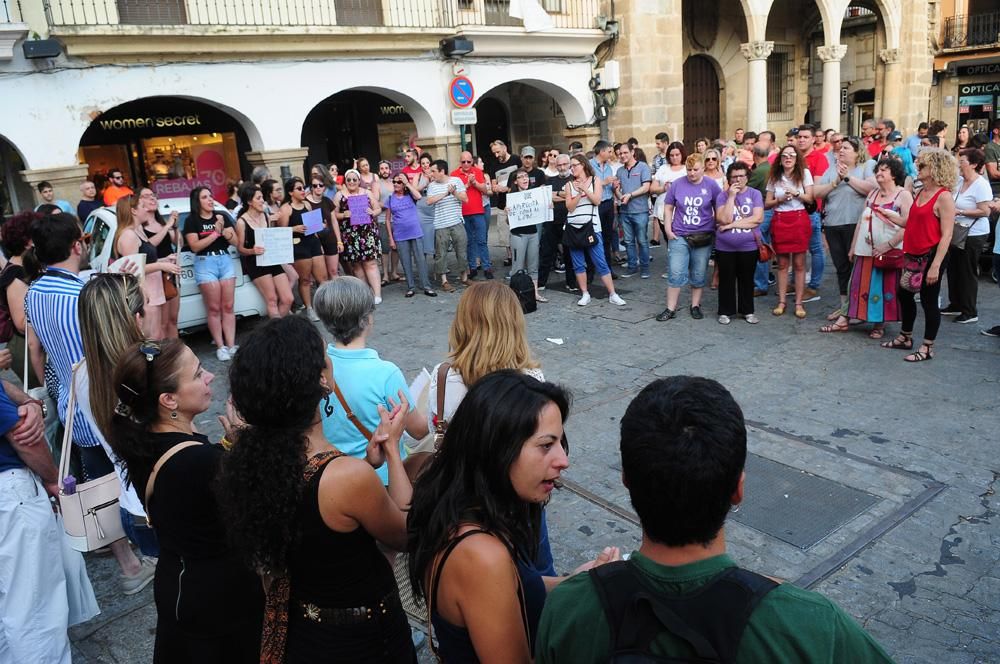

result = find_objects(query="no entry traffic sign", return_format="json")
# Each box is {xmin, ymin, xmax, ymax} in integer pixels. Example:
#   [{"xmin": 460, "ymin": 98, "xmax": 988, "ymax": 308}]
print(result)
[{"xmin": 450, "ymin": 76, "xmax": 475, "ymax": 108}]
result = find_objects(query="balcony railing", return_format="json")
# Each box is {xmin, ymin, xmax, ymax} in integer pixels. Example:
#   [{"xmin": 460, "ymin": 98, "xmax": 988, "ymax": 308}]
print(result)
[
  {"xmin": 44, "ymin": 0, "xmax": 601, "ymax": 30},
  {"xmin": 2, "ymin": 0, "xmax": 22, "ymax": 22},
  {"xmin": 944, "ymin": 11, "xmax": 1000, "ymax": 49}
]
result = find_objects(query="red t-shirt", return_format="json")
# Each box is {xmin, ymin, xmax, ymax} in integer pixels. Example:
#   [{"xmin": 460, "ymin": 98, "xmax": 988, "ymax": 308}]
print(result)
[
  {"xmin": 450, "ymin": 167, "xmax": 486, "ymax": 215},
  {"xmin": 803, "ymin": 149, "xmax": 828, "ymax": 179},
  {"xmin": 401, "ymin": 165, "xmax": 422, "ymax": 184},
  {"xmin": 867, "ymin": 140, "xmax": 884, "ymax": 159}
]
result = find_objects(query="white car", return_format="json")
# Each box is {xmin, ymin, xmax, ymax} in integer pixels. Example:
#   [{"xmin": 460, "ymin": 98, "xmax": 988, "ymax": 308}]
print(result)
[{"xmin": 83, "ymin": 197, "xmax": 268, "ymax": 332}]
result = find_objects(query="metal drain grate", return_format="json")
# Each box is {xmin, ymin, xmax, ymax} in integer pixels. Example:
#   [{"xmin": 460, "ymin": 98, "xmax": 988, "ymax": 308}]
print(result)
[{"xmin": 731, "ymin": 454, "xmax": 880, "ymax": 549}]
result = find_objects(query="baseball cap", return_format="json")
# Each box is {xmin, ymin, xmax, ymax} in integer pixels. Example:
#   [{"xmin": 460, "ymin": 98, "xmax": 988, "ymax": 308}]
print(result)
[
  {"xmin": 887, "ymin": 130, "xmax": 902, "ymax": 142},
  {"xmin": 786, "ymin": 128, "xmax": 799, "ymax": 137},
  {"xmin": 520, "ymin": 146, "xmax": 536, "ymax": 157}
]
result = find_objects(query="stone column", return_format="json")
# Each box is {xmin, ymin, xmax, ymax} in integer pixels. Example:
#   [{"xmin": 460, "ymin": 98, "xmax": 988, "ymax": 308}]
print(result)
[
  {"xmin": 20, "ymin": 163, "xmax": 91, "ymax": 210},
  {"xmin": 816, "ymin": 44, "xmax": 848, "ymax": 132},
  {"xmin": 740, "ymin": 41, "xmax": 774, "ymax": 133},
  {"xmin": 244, "ymin": 147, "xmax": 310, "ymax": 182},
  {"xmin": 879, "ymin": 48, "xmax": 902, "ymax": 125},
  {"xmin": 416, "ymin": 134, "xmax": 463, "ymax": 167}
]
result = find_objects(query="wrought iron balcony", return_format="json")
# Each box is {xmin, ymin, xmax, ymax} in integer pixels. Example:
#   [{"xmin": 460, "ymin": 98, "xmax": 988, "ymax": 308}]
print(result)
[{"xmin": 944, "ymin": 11, "xmax": 1000, "ymax": 49}]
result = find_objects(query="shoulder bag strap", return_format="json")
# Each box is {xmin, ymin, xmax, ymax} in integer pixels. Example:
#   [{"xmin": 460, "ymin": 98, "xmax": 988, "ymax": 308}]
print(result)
[
  {"xmin": 427, "ymin": 528, "xmax": 491, "ymax": 663},
  {"xmin": 329, "ymin": 368, "xmax": 373, "ymax": 441},
  {"xmin": 22, "ymin": 325, "xmax": 32, "ymax": 393},
  {"xmin": 435, "ymin": 362, "xmax": 451, "ymax": 432},
  {"xmin": 144, "ymin": 440, "xmax": 202, "ymax": 527},
  {"xmin": 58, "ymin": 361, "xmax": 82, "ymax": 483}
]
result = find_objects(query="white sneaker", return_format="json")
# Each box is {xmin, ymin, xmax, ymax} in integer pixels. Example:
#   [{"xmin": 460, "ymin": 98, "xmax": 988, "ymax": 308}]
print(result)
[
  {"xmin": 216, "ymin": 347, "xmax": 231, "ymax": 362},
  {"xmin": 609, "ymin": 293, "xmax": 626, "ymax": 306},
  {"xmin": 745, "ymin": 314, "xmax": 760, "ymax": 324},
  {"xmin": 718, "ymin": 315, "xmax": 731, "ymax": 325},
  {"xmin": 577, "ymin": 292, "xmax": 592, "ymax": 306},
  {"xmin": 373, "ymin": 296, "xmax": 383, "ymax": 305},
  {"xmin": 121, "ymin": 557, "xmax": 156, "ymax": 596},
  {"xmin": 228, "ymin": 345, "xmax": 239, "ymax": 356},
  {"xmin": 306, "ymin": 307, "xmax": 320, "ymax": 322}
]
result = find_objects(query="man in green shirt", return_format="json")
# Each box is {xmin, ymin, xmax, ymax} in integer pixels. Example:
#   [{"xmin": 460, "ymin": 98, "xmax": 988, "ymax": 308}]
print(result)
[{"xmin": 535, "ymin": 376, "xmax": 895, "ymax": 664}]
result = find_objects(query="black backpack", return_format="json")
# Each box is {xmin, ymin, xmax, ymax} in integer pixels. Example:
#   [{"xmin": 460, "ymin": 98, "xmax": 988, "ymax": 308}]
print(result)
[
  {"xmin": 589, "ymin": 561, "xmax": 778, "ymax": 663},
  {"xmin": 509, "ymin": 269, "xmax": 536, "ymax": 314}
]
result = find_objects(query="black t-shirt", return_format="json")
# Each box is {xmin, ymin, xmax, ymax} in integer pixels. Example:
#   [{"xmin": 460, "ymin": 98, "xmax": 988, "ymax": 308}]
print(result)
[
  {"xmin": 183, "ymin": 212, "xmax": 234, "ymax": 255},
  {"xmin": 547, "ymin": 173, "xmax": 573, "ymax": 224},
  {"xmin": 489, "ymin": 154, "xmax": 521, "ymax": 209},
  {"xmin": 77, "ymin": 199, "xmax": 102, "ymax": 222},
  {"xmin": 0, "ymin": 263, "xmax": 26, "ymax": 329},
  {"xmin": 507, "ymin": 167, "xmax": 547, "ymax": 191}
]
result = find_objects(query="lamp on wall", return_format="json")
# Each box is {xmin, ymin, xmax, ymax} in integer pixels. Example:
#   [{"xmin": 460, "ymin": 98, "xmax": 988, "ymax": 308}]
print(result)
[{"xmin": 440, "ymin": 38, "xmax": 474, "ymax": 58}]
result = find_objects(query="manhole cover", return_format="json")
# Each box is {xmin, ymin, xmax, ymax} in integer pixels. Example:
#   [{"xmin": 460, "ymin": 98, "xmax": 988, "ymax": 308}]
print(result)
[{"xmin": 732, "ymin": 454, "xmax": 880, "ymax": 549}]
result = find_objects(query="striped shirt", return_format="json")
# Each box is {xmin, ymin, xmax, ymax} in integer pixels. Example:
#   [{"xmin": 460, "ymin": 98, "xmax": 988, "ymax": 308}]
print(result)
[{"xmin": 26, "ymin": 268, "xmax": 101, "ymax": 447}]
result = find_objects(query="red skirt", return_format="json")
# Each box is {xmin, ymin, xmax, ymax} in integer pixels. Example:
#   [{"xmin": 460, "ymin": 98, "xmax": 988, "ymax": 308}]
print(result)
[{"xmin": 771, "ymin": 209, "xmax": 811, "ymax": 254}]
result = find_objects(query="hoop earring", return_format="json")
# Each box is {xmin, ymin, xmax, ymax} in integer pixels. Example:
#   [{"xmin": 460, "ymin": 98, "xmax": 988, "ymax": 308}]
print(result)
[{"xmin": 170, "ymin": 411, "xmax": 178, "ymax": 420}]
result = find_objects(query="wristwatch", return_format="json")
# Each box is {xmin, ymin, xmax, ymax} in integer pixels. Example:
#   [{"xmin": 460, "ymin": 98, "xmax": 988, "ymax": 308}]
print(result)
[
  {"xmin": 25, "ymin": 398, "xmax": 47, "ymax": 418},
  {"xmin": 842, "ymin": 176, "xmax": 850, "ymax": 183}
]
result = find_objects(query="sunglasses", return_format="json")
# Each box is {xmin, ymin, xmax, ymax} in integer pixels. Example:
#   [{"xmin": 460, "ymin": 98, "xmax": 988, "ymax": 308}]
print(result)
[
  {"xmin": 311, "ymin": 183, "xmax": 324, "ymax": 188},
  {"xmin": 345, "ymin": 177, "xmax": 360, "ymax": 182},
  {"xmin": 705, "ymin": 157, "xmax": 718, "ymax": 161},
  {"xmin": 393, "ymin": 180, "xmax": 406, "ymax": 185},
  {"xmin": 292, "ymin": 186, "xmax": 305, "ymax": 191},
  {"xmin": 460, "ymin": 160, "xmax": 472, "ymax": 164}
]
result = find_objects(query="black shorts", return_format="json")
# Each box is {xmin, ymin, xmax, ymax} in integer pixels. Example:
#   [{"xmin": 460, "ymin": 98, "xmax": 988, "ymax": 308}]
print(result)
[
  {"xmin": 318, "ymin": 229, "xmax": 339, "ymax": 256},
  {"xmin": 240, "ymin": 255, "xmax": 285, "ymax": 281},
  {"xmin": 293, "ymin": 234, "xmax": 324, "ymax": 261}
]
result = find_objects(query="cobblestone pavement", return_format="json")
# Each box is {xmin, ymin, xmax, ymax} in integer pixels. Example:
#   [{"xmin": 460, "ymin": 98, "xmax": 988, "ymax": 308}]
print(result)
[{"xmin": 68, "ymin": 237, "xmax": 999, "ymax": 663}]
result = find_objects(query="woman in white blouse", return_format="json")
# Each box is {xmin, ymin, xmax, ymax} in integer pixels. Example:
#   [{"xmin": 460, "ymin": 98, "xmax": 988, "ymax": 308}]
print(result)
[{"xmin": 943, "ymin": 148, "xmax": 992, "ymax": 323}]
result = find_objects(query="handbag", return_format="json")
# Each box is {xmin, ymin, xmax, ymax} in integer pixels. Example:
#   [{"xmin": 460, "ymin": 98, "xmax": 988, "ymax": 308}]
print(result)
[
  {"xmin": 754, "ymin": 230, "xmax": 775, "ymax": 263},
  {"xmin": 162, "ymin": 273, "xmax": 178, "ymax": 300},
  {"xmin": 58, "ymin": 361, "xmax": 125, "ymax": 552},
  {"xmin": 684, "ymin": 231, "xmax": 714, "ymax": 248},
  {"xmin": 563, "ymin": 223, "xmax": 597, "ymax": 249},
  {"xmin": 899, "ymin": 253, "xmax": 930, "ymax": 293},
  {"xmin": 432, "ymin": 363, "xmax": 451, "ymax": 449},
  {"xmin": 950, "ymin": 222, "xmax": 972, "ymax": 250},
  {"xmin": 868, "ymin": 214, "xmax": 905, "ymax": 270}
]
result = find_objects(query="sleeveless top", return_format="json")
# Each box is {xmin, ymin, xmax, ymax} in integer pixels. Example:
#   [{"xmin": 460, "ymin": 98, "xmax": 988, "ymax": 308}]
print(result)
[
  {"xmin": 904, "ymin": 187, "xmax": 945, "ymax": 255},
  {"xmin": 430, "ymin": 529, "xmax": 546, "ymax": 663},
  {"xmin": 240, "ymin": 215, "xmax": 263, "ymax": 250},
  {"xmin": 118, "ymin": 228, "xmax": 158, "ymax": 266},
  {"xmin": 565, "ymin": 178, "xmax": 598, "ymax": 230},
  {"xmin": 288, "ymin": 204, "xmax": 309, "ymax": 242}
]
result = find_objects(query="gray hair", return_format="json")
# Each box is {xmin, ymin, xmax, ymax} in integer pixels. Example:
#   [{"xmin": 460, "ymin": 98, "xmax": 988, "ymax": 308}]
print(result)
[
  {"xmin": 753, "ymin": 144, "xmax": 770, "ymax": 159},
  {"xmin": 251, "ymin": 166, "xmax": 271, "ymax": 185},
  {"xmin": 313, "ymin": 277, "xmax": 375, "ymax": 344}
]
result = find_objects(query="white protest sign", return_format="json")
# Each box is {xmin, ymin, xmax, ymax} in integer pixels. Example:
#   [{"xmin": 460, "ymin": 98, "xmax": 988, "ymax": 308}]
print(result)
[
  {"xmin": 506, "ymin": 187, "xmax": 550, "ymax": 229},
  {"xmin": 254, "ymin": 227, "xmax": 294, "ymax": 267}
]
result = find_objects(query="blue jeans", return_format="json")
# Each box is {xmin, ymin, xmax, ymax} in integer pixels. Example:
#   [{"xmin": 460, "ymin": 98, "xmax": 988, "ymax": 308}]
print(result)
[
  {"xmin": 754, "ymin": 210, "xmax": 773, "ymax": 291},
  {"xmin": 570, "ymin": 231, "xmax": 611, "ymax": 277},
  {"xmin": 120, "ymin": 507, "xmax": 160, "ymax": 557},
  {"xmin": 619, "ymin": 212, "xmax": 650, "ymax": 272},
  {"xmin": 463, "ymin": 214, "xmax": 491, "ymax": 270},
  {"xmin": 667, "ymin": 236, "xmax": 712, "ymax": 288},
  {"xmin": 808, "ymin": 211, "xmax": 825, "ymax": 289}
]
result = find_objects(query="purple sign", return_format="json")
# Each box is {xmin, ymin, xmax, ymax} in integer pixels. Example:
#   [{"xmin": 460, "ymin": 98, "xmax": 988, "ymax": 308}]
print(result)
[{"xmin": 347, "ymin": 194, "xmax": 372, "ymax": 226}]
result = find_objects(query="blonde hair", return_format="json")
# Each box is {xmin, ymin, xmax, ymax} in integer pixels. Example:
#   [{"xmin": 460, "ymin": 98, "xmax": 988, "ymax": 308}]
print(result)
[
  {"xmin": 80, "ymin": 273, "xmax": 145, "ymax": 438},
  {"xmin": 447, "ymin": 282, "xmax": 539, "ymax": 385},
  {"xmin": 111, "ymin": 194, "xmax": 138, "ymax": 260},
  {"xmin": 917, "ymin": 148, "xmax": 958, "ymax": 189},
  {"xmin": 685, "ymin": 154, "xmax": 704, "ymax": 169}
]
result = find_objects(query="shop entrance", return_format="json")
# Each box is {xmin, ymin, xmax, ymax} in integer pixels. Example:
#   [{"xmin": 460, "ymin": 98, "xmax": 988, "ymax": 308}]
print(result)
[
  {"xmin": 79, "ymin": 97, "xmax": 252, "ymax": 203},
  {"xmin": 683, "ymin": 55, "xmax": 721, "ymax": 147},
  {"xmin": 301, "ymin": 90, "xmax": 418, "ymax": 174}
]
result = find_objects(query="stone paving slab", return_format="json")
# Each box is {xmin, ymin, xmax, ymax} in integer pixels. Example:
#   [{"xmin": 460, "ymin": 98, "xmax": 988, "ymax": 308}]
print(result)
[{"xmin": 68, "ymin": 237, "xmax": 1000, "ymax": 663}]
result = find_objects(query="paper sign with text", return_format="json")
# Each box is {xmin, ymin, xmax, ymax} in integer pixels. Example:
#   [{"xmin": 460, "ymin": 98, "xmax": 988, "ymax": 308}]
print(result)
[{"xmin": 506, "ymin": 186, "xmax": 551, "ymax": 229}]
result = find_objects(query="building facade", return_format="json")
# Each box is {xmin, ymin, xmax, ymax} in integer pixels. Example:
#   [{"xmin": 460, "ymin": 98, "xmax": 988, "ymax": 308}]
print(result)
[{"xmin": 0, "ymin": 0, "xmax": 608, "ymax": 212}]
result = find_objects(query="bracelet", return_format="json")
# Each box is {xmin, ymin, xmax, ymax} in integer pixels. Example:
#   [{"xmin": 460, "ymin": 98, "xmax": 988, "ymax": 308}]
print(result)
[{"xmin": 24, "ymin": 398, "xmax": 47, "ymax": 418}]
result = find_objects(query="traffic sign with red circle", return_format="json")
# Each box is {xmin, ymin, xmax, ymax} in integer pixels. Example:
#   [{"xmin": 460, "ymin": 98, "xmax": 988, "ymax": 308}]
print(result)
[{"xmin": 450, "ymin": 76, "xmax": 475, "ymax": 108}]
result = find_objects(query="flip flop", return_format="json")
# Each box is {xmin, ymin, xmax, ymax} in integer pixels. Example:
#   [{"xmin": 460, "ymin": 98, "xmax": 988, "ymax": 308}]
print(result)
[{"xmin": 868, "ymin": 327, "xmax": 885, "ymax": 339}]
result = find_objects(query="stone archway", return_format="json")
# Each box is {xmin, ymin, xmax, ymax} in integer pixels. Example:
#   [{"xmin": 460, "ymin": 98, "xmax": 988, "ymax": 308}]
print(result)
[
  {"xmin": 0, "ymin": 134, "xmax": 32, "ymax": 215},
  {"xmin": 683, "ymin": 55, "xmax": 722, "ymax": 145}
]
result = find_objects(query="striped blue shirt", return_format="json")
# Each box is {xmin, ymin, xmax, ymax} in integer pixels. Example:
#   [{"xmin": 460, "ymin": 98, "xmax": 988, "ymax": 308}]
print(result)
[
  {"xmin": 589, "ymin": 158, "xmax": 615, "ymax": 202},
  {"xmin": 26, "ymin": 268, "xmax": 101, "ymax": 447}
]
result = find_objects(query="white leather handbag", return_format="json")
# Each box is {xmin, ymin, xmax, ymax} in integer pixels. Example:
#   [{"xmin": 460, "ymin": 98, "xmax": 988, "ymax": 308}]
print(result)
[{"xmin": 58, "ymin": 361, "xmax": 124, "ymax": 552}]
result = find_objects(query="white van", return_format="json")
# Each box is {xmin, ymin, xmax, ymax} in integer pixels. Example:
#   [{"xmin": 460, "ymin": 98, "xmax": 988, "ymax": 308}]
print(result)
[{"xmin": 83, "ymin": 198, "xmax": 268, "ymax": 332}]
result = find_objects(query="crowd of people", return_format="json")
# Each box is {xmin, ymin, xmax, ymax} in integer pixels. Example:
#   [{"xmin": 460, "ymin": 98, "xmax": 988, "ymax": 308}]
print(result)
[{"xmin": 0, "ymin": 113, "xmax": 995, "ymax": 663}]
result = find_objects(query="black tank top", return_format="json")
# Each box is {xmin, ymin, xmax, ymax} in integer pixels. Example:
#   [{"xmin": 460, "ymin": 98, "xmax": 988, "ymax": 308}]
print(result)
[
  {"xmin": 288, "ymin": 204, "xmax": 310, "ymax": 241},
  {"xmin": 287, "ymin": 455, "xmax": 398, "ymax": 606}
]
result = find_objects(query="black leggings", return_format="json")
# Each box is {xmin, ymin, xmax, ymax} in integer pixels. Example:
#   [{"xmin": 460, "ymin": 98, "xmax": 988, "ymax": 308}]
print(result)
[
  {"xmin": 823, "ymin": 225, "xmax": 856, "ymax": 296},
  {"xmin": 898, "ymin": 252, "xmax": 949, "ymax": 342},
  {"xmin": 716, "ymin": 250, "xmax": 758, "ymax": 316}
]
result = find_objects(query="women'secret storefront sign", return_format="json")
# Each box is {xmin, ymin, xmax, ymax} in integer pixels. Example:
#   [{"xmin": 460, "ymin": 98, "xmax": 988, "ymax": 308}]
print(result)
[{"xmin": 506, "ymin": 186, "xmax": 552, "ymax": 229}]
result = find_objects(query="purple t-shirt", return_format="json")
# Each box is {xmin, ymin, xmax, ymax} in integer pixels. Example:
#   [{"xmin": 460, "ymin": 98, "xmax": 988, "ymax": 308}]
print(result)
[
  {"xmin": 384, "ymin": 193, "xmax": 423, "ymax": 242},
  {"xmin": 714, "ymin": 188, "xmax": 763, "ymax": 252},
  {"xmin": 664, "ymin": 177, "xmax": 722, "ymax": 236}
]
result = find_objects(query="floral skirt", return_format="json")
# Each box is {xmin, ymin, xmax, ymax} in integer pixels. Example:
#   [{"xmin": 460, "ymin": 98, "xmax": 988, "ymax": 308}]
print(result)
[
  {"xmin": 340, "ymin": 220, "xmax": 382, "ymax": 264},
  {"xmin": 847, "ymin": 256, "xmax": 900, "ymax": 323}
]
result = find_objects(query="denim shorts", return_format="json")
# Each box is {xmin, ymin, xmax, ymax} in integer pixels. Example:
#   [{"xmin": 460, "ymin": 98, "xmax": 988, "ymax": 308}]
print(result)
[
  {"xmin": 194, "ymin": 252, "xmax": 235, "ymax": 284},
  {"xmin": 667, "ymin": 236, "xmax": 712, "ymax": 288},
  {"xmin": 120, "ymin": 507, "xmax": 160, "ymax": 557}
]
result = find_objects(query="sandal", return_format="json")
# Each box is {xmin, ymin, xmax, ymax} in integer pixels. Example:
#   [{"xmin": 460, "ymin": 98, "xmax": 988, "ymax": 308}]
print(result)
[
  {"xmin": 772, "ymin": 303, "xmax": 786, "ymax": 316},
  {"xmin": 881, "ymin": 333, "xmax": 913, "ymax": 350},
  {"xmin": 794, "ymin": 304, "xmax": 807, "ymax": 319},
  {"xmin": 380, "ymin": 279, "xmax": 389, "ymax": 287},
  {"xmin": 819, "ymin": 319, "xmax": 849, "ymax": 333},
  {"xmin": 536, "ymin": 295, "xmax": 548, "ymax": 303},
  {"xmin": 405, "ymin": 290, "xmax": 415, "ymax": 298},
  {"xmin": 868, "ymin": 326, "xmax": 885, "ymax": 340},
  {"xmin": 827, "ymin": 309, "xmax": 844, "ymax": 321},
  {"xmin": 904, "ymin": 341, "xmax": 934, "ymax": 363}
]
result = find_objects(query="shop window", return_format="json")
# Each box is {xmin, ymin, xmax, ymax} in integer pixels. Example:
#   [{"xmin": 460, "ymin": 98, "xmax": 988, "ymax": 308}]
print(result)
[
  {"xmin": 767, "ymin": 44, "xmax": 794, "ymax": 121},
  {"xmin": 116, "ymin": 0, "xmax": 186, "ymax": 25}
]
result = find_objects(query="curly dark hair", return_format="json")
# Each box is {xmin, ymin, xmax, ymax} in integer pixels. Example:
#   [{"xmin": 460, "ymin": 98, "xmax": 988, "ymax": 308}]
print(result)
[
  {"xmin": 875, "ymin": 156, "xmax": 906, "ymax": 187},
  {"xmin": 217, "ymin": 316, "xmax": 327, "ymax": 573},
  {"xmin": 407, "ymin": 370, "xmax": 571, "ymax": 602},
  {"xmin": 1, "ymin": 211, "xmax": 36, "ymax": 257}
]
